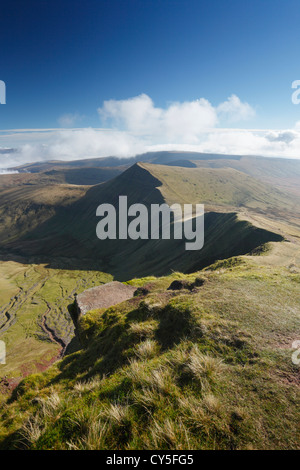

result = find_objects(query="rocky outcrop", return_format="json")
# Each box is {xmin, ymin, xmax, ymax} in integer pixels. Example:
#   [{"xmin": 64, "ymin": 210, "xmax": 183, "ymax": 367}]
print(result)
[{"xmin": 75, "ymin": 281, "xmax": 136, "ymax": 317}]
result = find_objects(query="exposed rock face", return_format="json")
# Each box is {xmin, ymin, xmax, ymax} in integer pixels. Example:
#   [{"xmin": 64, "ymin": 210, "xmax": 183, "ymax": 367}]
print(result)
[{"xmin": 75, "ymin": 281, "xmax": 136, "ymax": 316}]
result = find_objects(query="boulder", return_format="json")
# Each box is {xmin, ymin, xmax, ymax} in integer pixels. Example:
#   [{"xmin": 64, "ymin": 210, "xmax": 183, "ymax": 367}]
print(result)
[{"xmin": 75, "ymin": 281, "xmax": 136, "ymax": 316}]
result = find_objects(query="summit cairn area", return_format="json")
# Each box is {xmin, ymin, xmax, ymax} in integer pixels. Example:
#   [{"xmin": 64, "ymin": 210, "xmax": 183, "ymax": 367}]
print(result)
[{"xmin": 75, "ymin": 281, "xmax": 136, "ymax": 316}]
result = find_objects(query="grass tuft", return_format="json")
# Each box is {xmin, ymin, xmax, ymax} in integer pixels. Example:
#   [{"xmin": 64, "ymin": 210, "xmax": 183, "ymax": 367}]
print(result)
[{"xmin": 186, "ymin": 346, "xmax": 225, "ymax": 389}]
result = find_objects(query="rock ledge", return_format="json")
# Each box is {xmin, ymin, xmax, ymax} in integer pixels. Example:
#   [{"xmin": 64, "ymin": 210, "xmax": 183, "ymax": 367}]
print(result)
[{"xmin": 75, "ymin": 281, "xmax": 136, "ymax": 316}]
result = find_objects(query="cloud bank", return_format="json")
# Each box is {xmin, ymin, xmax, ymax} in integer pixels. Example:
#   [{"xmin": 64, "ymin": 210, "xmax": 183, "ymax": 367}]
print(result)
[
  {"xmin": 0, "ymin": 169, "xmax": 19, "ymax": 174},
  {"xmin": 98, "ymin": 93, "xmax": 254, "ymax": 141},
  {"xmin": 0, "ymin": 93, "xmax": 299, "ymax": 168}
]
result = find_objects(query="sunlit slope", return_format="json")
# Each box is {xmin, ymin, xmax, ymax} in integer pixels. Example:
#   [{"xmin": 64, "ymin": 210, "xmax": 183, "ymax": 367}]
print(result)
[
  {"xmin": 189, "ymin": 155, "xmax": 300, "ymax": 198},
  {"xmin": 2, "ymin": 163, "xmax": 286, "ymax": 279},
  {"xmin": 142, "ymin": 163, "xmax": 300, "ymax": 218}
]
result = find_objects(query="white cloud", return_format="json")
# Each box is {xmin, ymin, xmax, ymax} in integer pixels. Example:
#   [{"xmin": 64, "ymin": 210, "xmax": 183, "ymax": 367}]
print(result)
[
  {"xmin": 98, "ymin": 94, "xmax": 217, "ymax": 142},
  {"xmin": 0, "ymin": 93, "xmax": 300, "ymax": 168},
  {"xmin": 0, "ymin": 128, "xmax": 146, "ymax": 168},
  {"xmin": 217, "ymin": 94, "xmax": 255, "ymax": 122},
  {"xmin": 0, "ymin": 169, "xmax": 19, "ymax": 174}
]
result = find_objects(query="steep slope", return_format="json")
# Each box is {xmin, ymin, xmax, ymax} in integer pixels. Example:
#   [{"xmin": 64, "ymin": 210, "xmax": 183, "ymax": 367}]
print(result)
[
  {"xmin": 144, "ymin": 162, "xmax": 300, "ymax": 217},
  {"xmin": 1, "ymin": 163, "xmax": 287, "ymax": 279},
  {"xmin": 0, "ymin": 182, "xmax": 88, "ymax": 244}
]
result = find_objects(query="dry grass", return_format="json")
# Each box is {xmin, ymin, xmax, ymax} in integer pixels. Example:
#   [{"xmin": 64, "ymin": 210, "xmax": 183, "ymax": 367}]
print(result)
[
  {"xmin": 20, "ymin": 391, "xmax": 63, "ymax": 446},
  {"xmin": 141, "ymin": 298, "xmax": 163, "ymax": 314},
  {"xmin": 124, "ymin": 359, "xmax": 147, "ymax": 384},
  {"xmin": 132, "ymin": 385, "xmax": 158, "ymax": 413},
  {"xmin": 131, "ymin": 365, "xmax": 175, "ymax": 413},
  {"xmin": 132, "ymin": 366, "xmax": 175, "ymax": 417},
  {"xmin": 129, "ymin": 320, "xmax": 158, "ymax": 338},
  {"xmin": 167, "ymin": 342, "xmax": 190, "ymax": 366},
  {"xmin": 73, "ymin": 376, "xmax": 103, "ymax": 394},
  {"xmin": 178, "ymin": 395, "xmax": 206, "ymax": 424},
  {"xmin": 100, "ymin": 403, "xmax": 130, "ymax": 426},
  {"xmin": 177, "ymin": 394, "xmax": 227, "ymax": 439},
  {"xmin": 68, "ymin": 419, "xmax": 108, "ymax": 450},
  {"xmin": 144, "ymin": 367, "xmax": 174, "ymax": 394},
  {"xmin": 202, "ymin": 393, "xmax": 223, "ymax": 415},
  {"xmin": 20, "ymin": 416, "xmax": 43, "ymax": 445},
  {"xmin": 67, "ymin": 401, "xmax": 131, "ymax": 450},
  {"xmin": 126, "ymin": 361, "xmax": 174, "ymax": 396},
  {"xmin": 134, "ymin": 339, "xmax": 160, "ymax": 360},
  {"xmin": 148, "ymin": 417, "xmax": 192, "ymax": 450},
  {"xmin": 186, "ymin": 346, "xmax": 224, "ymax": 389}
]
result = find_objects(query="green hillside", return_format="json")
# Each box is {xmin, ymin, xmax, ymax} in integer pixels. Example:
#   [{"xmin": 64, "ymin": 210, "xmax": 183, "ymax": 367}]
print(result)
[
  {"xmin": 0, "ymin": 155, "xmax": 299, "ymax": 450},
  {"xmin": 0, "ymin": 255, "xmax": 299, "ymax": 450},
  {"xmin": 144, "ymin": 162, "xmax": 300, "ymax": 216},
  {"xmin": 190, "ymin": 155, "xmax": 300, "ymax": 198}
]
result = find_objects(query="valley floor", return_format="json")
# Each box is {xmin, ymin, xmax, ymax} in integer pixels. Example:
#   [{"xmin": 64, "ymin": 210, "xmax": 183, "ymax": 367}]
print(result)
[{"xmin": 0, "ymin": 262, "xmax": 112, "ymax": 392}]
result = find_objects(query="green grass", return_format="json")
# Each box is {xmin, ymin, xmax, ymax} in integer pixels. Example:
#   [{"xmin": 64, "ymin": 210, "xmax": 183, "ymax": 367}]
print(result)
[
  {"xmin": 0, "ymin": 258, "xmax": 299, "ymax": 450},
  {"xmin": 144, "ymin": 162, "xmax": 300, "ymax": 217},
  {"xmin": 0, "ymin": 157, "xmax": 299, "ymax": 449},
  {"xmin": 0, "ymin": 261, "xmax": 112, "ymax": 382}
]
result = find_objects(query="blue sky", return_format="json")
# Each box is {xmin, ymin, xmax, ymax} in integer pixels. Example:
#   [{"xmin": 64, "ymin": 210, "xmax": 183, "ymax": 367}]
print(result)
[{"xmin": 1, "ymin": 0, "xmax": 300, "ymax": 166}]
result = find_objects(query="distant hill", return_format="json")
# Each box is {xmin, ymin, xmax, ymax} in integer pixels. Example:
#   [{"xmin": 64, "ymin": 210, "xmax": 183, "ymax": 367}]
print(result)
[
  {"xmin": 12, "ymin": 149, "xmax": 300, "ymax": 172},
  {"xmin": 163, "ymin": 159, "xmax": 197, "ymax": 168},
  {"xmin": 43, "ymin": 167, "xmax": 123, "ymax": 185},
  {"xmin": 11, "ymin": 151, "xmax": 239, "ymax": 173},
  {"xmin": 12, "ymin": 151, "xmax": 300, "ymax": 196}
]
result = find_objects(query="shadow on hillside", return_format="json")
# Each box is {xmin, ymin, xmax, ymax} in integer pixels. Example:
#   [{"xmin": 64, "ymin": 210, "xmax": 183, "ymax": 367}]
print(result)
[
  {"xmin": 39, "ymin": 293, "xmax": 198, "ymax": 388},
  {"xmin": 0, "ymin": 211, "xmax": 285, "ymax": 281}
]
